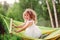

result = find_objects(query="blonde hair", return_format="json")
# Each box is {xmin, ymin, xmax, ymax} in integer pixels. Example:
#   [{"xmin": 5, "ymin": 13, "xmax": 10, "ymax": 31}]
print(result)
[{"xmin": 23, "ymin": 8, "xmax": 37, "ymax": 24}]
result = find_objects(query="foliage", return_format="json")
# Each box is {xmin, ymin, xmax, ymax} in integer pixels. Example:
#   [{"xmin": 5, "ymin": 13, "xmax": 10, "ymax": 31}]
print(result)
[
  {"xmin": 0, "ymin": 14, "xmax": 22, "ymax": 40},
  {"xmin": 6, "ymin": 3, "xmax": 24, "ymax": 22},
  {"xmin": 0, "ymin": 4, "xmax": 5, "ymax": 15},
  {"xmin": 0, "ymin": 34, "xmax": 22, "ymax": 40}
]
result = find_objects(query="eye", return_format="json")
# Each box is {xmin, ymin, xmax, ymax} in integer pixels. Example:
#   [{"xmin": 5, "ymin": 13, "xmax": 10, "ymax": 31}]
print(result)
[{"xmin": 24, "ymin": 14, "xmax": 26, "ymax": 16}]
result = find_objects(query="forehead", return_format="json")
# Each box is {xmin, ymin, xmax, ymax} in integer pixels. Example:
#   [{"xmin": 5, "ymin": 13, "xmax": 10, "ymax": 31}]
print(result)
[{"xmin": 24, "ymin": 13, "xmax": 29, "ymax": 15}]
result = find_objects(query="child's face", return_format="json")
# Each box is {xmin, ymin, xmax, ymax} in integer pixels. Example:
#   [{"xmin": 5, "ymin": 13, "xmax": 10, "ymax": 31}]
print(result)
[{"xmin": 24, "ymin": 13, "xmax": 31, "ymax": 21}]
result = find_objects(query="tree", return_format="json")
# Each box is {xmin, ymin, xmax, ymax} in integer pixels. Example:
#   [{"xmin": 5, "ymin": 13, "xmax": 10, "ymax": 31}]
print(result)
[
  {"xmin": 19, "ymin": 0, "xmax": 39, "ymax": 9},
  {"xmin": 0, "ymin": 3, "xmax": 5, "ymax": 15},
  {"xmin": 46, "ymin": 0, "xmax": 54, "ymax": 28},
  {"xmin": 6, "ymin": 3, "xmax": 23, "ymax": 22},
  {"xmin": 3, "ymin": 1, "xmax": 9, "ymax": 16},
  {"xmin": 52, "ymin": 0, "xmax": 58, "ymax": 28}
]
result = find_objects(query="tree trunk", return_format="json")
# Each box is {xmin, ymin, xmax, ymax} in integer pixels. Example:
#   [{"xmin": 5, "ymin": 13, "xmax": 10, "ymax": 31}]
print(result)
[
  {"xmin": 46, "ymin": 0, "xmax": 54, "ymax": 28},
  {"xmin": 59, "ymin": 0, "xmax": 60, "ymax": 3},
  {"xmin": 52, "ymin": 0, "xmax": 58, "ymax": 28}
]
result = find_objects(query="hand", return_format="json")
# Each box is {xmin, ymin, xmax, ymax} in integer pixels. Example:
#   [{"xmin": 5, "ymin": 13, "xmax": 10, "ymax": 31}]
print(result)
[
  {"xmin": 12, "ymin": 23, "xmax": 15, "ymax": 26},
  {"xmin": 9, "ymin": 31, "xmax": 13, "ymax": 34},
  {"xmin": 12, "ymin": 24, "xmax": 17, "ymax": 28},
  {"xmin": 10, "ymin": 32, "xmax": 13, "ymax": 34},
  {"xmin": 14, "ymin": 28, "xmax": 23, "ymax": 33},
  {"xmin": 14, "ymin": 30, "xmax": 22, "ymax": 33}
]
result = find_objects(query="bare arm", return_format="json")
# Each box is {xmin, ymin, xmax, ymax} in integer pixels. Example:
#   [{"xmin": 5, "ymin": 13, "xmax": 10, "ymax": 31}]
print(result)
[
  {"xmin": 15, "ymin": 21, "xmax": 33, "ymax": 33},
  {"xmin": 12, "ymin": 23, "xmax": 25, "ymax": 28},
  {"xmin": 15, "ymin": 25, "xmax": 23, "ymax": 28}
]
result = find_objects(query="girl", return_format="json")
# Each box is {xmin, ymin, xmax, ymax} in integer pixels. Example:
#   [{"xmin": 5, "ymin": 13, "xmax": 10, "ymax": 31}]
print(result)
[{"xmin": 13, "ymin": 8, "xmax": 42, "ymax": 38}]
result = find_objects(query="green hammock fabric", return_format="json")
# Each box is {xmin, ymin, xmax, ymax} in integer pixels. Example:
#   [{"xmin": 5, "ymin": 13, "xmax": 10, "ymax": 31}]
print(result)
[
  {"xmin": 44, "ymin": 29, "xmax": 60, "ymax": 39},
  {"xmin": 0, "ymin": 14, "xmax": 60, "ymax": 40}
]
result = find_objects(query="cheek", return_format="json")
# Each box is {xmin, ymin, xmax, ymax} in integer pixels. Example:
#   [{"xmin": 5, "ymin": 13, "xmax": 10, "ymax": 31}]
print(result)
[
  {"xmin": 28, "ymin": 15, "xmax": 30, "ymax": 18},
  {"xmin": 24, "ymin": 16, "xmax": 28, "ymax": 19},
  {"xmin": 24, "ymin": 16, "xmax": 27, "ymax": 19}
]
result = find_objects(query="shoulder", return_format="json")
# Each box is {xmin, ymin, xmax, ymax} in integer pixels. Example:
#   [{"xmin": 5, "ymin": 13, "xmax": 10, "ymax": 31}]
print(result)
[
  {"xmin": 26, "ymin": 20, "xmax": 34, "ymax": 24},
  {"xmin": 23, "ymin": 20, "xmax": 33, "ymax": 27},
  {"xmin": 25, "ymin": 20, "xmax": 33, "ymax": 25}
]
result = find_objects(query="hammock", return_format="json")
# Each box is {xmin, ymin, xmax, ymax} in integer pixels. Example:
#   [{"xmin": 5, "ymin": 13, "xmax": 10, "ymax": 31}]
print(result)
[{"xmin": 0, "ymin": 14, "xmax": 60, "ymax": 40}]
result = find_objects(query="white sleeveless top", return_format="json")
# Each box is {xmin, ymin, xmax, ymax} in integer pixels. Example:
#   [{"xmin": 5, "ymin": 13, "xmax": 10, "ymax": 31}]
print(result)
[{"xmin": 24, "ymin": 20, "xmax": 42, "ymax": 38}]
